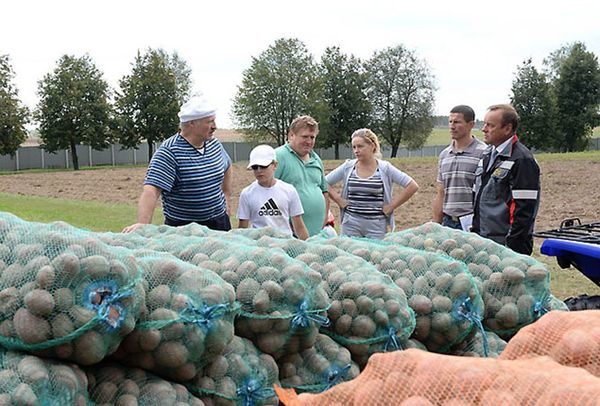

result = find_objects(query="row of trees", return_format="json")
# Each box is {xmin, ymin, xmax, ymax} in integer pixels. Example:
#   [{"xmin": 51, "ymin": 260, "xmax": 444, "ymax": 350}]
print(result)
[
  {"xmin": 1, "ymin": 39, "xmax": 438, "ymax": 169},
  {"xmin": 511, "ymin": 42, "xmax": 600, "ymax": 152},
  {"xmin": 233, "ymin": 39, "xmax": 436, "ymax": 158},
  {"xmin": 1, "ymin": 49, "xmax": 191, "ymax": 169},
  {"xmin": 2, "ymin": 39, "xmax": 598, "ymax": 169}
]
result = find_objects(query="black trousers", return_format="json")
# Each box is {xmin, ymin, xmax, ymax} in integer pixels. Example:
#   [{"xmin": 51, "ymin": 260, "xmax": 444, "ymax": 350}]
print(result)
[{"xmin": 164, "ymin": 212, "xmax": 231, "ymax": 231}]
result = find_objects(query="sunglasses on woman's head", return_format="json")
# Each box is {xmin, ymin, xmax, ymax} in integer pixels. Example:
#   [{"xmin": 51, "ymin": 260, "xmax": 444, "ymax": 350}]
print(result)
[{"xmin": 251, "ymin": 164, "xmax": 270, "ymax": 170}]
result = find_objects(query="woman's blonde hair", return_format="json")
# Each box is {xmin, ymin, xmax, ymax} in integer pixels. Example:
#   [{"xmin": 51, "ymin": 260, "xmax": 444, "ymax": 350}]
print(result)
[{"xmin": 351, "ymin": 128, "xmax": 382, "ymax": 159}]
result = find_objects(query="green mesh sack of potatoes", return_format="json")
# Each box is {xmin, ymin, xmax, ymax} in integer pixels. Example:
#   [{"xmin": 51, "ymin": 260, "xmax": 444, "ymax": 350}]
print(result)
[
  {"xmin": 0, "ymin": 348, "xmax": 89, "ymax": 405},
  {"xmin": 449, "ymin": 329, "xmax": 507, "ymax": 358},
  {"xmin": 278, "ymin": 333, "xmax": 360, "ymax": 393},
  {"xmin": 229, "ymin": 226, "xmax": 293, "ymax": 241},
  {"xmin": 251, "ymin": 236, "xmax": 416, "ymax": 369},
  {"xmin": 0, "ymin": 212, "xmax": 142, "ymax": 365},
  {"xmin": 384, "ymin": 222, "xmax": 553, "ymax": 339},
  {"xmin": 150, "ymin": 236, "xmax": 331, "ymax": 360},
  {"xmin": 89, "ymin": 228, "xmax": 330, "ymax": 360},
  {"xmin": 111, "ymin": 250, "xmax": 239, "ymax": 383},
  {"xmin": 313, "ymin": 235, "xmax": 486, "ymax": 354},
  {"xmin": 85, "ymin": 361, "xmax": 205, "ymax": 406},
  {"xmin": 188, "ymin": 336, "xmax": 279, "ymax": 406}
]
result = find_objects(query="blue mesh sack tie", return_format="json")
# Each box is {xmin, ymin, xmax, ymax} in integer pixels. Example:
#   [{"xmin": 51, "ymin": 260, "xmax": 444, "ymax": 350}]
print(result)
[
  {"xmin": 83, "ymin": 280, "xmax": 133, "ymax": 330},
  {"xmin": 323, "ymin": 364, "xmax": 352, "ymax": 390},
  {"xmin": 236, "ymin": 379, "xmax": 276, "ymax": 406},
  {"xmin": 384, "ymin": 326, "xmax": 403, "ymax": 352},
  {"xmin": 533, "ymin": 294, "xmax": 551, "ymax": 320},
  {"xmin": 453, "ymin": 297, "xmax": 489, "ymax": 357},
  {"xmin": 291, "ymin": 300, "xmax": 330, "ymax": 329},
  {"xmin": 179, "ymin": 301, "xmax": 230, "ymax": 333}
]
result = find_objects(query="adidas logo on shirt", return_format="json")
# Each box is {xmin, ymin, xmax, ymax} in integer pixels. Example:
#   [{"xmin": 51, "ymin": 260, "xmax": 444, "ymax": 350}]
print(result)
[{"xmin": 258, "ymin": 198, "xmax": 282, "ymax": 216}]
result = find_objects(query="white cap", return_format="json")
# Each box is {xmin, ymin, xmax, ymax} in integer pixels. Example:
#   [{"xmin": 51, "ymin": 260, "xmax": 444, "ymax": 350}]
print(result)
[
  {"xmin": 247, "ymin": 145, "xmax": 276, "ymax": 169},
  {"xmin": 178, "ymin": 96, "xmax": 216, "ymax": 123}
]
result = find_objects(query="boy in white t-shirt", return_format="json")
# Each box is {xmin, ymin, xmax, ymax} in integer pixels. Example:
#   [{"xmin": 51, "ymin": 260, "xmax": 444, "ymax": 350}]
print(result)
[{"xmin": 237, "ymin": 145, "xmax": 309, "ymax": 240}]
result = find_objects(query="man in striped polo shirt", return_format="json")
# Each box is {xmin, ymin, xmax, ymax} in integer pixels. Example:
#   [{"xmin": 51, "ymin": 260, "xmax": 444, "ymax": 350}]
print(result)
[
  {"xmin": 123, "ymin": 96, "xmax": 233, "ymax": 233},
  {"xmin": 432, "ymin": 105, "xmax": 486, "ymax": 230}
]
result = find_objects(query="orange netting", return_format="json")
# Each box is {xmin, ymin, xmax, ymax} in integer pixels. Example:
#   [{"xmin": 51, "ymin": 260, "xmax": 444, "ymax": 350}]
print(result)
[
  {"xmin": 284, "ymin": 348, "xmax": 600, "ymax": 405},
  {"xmin": 499, "ymin": 310, "xmax": 600, "ymax": 377}
]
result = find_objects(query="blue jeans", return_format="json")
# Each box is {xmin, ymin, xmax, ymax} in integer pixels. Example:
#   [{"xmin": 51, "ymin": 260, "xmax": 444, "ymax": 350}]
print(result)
[{"xmin": 442, "ymin": 214, "xmax": 462, "ymax": 230}]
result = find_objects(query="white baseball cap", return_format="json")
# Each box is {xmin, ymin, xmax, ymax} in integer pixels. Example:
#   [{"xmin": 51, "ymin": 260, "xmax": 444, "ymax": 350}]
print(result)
[
  {"xmin": 178, "ymin": 96, "xmax": 216, "ymax": 123},
  {"xmin": 247, "ymin": 145, "xmax": 276, "ymax": 169}
]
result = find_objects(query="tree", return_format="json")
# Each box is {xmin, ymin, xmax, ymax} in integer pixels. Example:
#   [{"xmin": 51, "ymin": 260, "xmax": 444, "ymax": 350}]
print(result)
[
  {"xmin": 36, "ymin": 54, "xmax": 112, "ymax": 170},
  {"xmin": 553, "ymin": 43, "xmax": 600, "ymax": 152},
  {"xmin": 319, "ymin": 46, "xmax": 371, "ymax": 159},
  {"xmin": 114, "ymin": 48, "xmax": 192, "ymax": 160},
  {"xmin": 0, "ymin": 54, "xmax": 28, "ymax": 156},
  {"xmin": 511, "ymin": 58, "xmax": 559, "ymax": 150},
  {"xmin": 233, "ymin": 38, "xmax": 323, "ymax": 146},
  {"xmin": 365, "ymin": 45, "xmax": 436, "ymax": 157}
]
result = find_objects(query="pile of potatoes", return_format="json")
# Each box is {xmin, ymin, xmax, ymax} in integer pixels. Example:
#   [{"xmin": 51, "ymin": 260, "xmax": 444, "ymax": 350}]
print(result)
[
  {"xmin": 318, "ymin": 236, "xmax": 484, "ymax": 353},
  {"xmin": 254, "ymin": 236, "xmax": 416, "ymax": 367},
  {"xmin": 278, "ymin": 333, "xmax": 360, "ymax": 393},
  {"xmin": 150, "ymin": 237, "xmax": 330, "ymax": 359},
  {"xmin": 0, "ymin": 348, "xmax": 89, "ymax": 405},
  {"xmin": 189, "ymin": 336, "xmax": 279, "ymax": 406},
  {"xmin": 86, "ymin": 362, "xmax": 205, "ymax": 405},
  {"xmin": 384, "ymin": 222, "xmax": 554, "ymax": 337},
  {"xmin": 111, "ymin": 251, "xmax": 237, "ymax": 383},
  {"xmin": 0, "ymin": 215, "xmax": 142, "ymax": 365}
]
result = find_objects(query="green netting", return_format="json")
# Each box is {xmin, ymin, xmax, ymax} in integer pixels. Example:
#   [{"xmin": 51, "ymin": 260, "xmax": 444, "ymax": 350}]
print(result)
[
  {"xmin": 449, "ymin": 329, "xmax": 507, "ymax": 358},
  {"xmin": 83, "ymin": 224, "xmax": 330, "ymax": 361},
  {"xmin": 85, "ymin": 361, "xmax": 205, "ymax": 405},
  {"xmin": 111, "ymin": 250, "xmax": 239, "ymax": 383},
  {"xmin": 169, "ymin": 237, "xmax": 329, "ymax": 360},
  {"xmin": 384, "ymin": 222, "xmax": 552, "ymax": 338},
  {"xmin": 279, "ymin": 333, "xmax": 360, "ymax": 393},
  {"xmin": 229, "ymin": 227, "xmax": 292, "ymax": 241},
  {"xmin": 311, "ymin": 235, "xmax": 485, "ymax": 354},
  {"xmin": 0, "ymin": 212, "xmax": 142, "ymax": 365},
  {"xmin": 248, "ymin": 236, "xmax": 415, "ymax": 369},
  {"xmin": 0, "ymin": 348, "xmax": 89, "ymax": 405},
  {"xmin": 189, "ymin": 336, "xmax": 279, "ymax": 406}
]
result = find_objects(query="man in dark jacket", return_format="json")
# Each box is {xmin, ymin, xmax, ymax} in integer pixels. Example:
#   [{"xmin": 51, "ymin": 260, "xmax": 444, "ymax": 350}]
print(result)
[{"xmin": 472, "ymin": 104, "xmax": 540, "ymax": 255}]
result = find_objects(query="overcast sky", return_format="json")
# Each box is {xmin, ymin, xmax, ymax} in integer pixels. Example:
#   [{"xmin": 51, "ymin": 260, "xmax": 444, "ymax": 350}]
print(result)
[{"xmin": 2, "ymin": 0, "xmax": 599, "ymax": 129}]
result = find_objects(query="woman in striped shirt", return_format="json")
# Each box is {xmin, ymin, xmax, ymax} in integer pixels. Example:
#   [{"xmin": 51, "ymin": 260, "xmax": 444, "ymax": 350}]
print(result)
[{"xmin": 326, "ymin": 129, "xmax": 419, "ymax": 239}]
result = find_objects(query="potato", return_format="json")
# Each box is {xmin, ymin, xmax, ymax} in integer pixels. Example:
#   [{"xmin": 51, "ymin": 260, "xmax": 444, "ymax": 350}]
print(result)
[
  {"xmin": 409, "ymin": 295, "xmax": 432, "ymax": 315},
  {"xmin": 24, "ymin": 289, "xmax": 55, "ymax": 317},
  {"xmin": 153, "ymin": 341, "xmax": 189, "ymax": 369},
  {"xmin": 73, "ymin": 331, "xmax": 106, "ymax": 365},
  {"xmin": 0, "ymin": 287, "xmax": 19, "ymax": 316},
  {"xmin": 14, "ymin": 308, "xmax": 51, "ymax": 344},
  {"xmin": 11, "ymin": 383, "xmax": 38, "ymax": 405}
]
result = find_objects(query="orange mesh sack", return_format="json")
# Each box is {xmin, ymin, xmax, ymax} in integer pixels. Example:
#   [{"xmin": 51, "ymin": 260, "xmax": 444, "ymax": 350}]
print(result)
[
  {"xmin": 253, "ymin": 236, "xmax": 416, "ymax": 368},
  {"xmin": 384, "ymin": 222, "xmax": 557, "ymax": 338},
  {"xmin": 296, "ymin": 348, "xmax": 600, "ymax": 405},
  {"xmin": 311, "ymin": 235, "xmax": 485, "ymax": 354},
  {"xmin": 500, "ymin": 309, "xmax": 600, "ymax": 377}
]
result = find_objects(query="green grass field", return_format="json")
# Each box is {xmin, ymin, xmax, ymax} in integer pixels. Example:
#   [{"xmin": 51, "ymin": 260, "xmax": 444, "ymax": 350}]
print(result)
[{"xmin": 0, "ymin": 192, "xmax": 163, "ymax": 232}]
